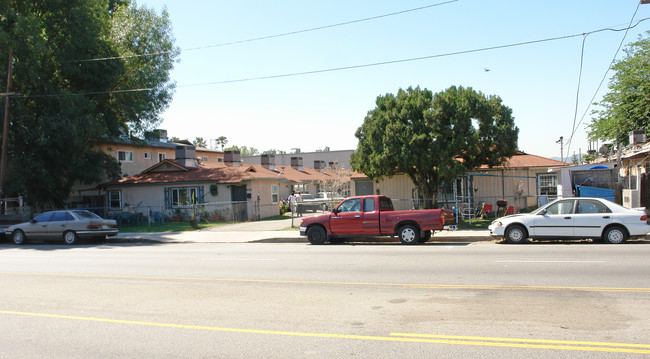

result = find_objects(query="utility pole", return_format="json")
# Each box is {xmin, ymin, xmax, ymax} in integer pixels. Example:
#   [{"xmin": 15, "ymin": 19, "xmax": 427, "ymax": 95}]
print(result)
[
  {"xmin": 556, "ymin": 136, "xmax": 564, "ymax": 163},
  {"xmin": 0, "ymin": 51, "xmax": 14, "ymax": 201}
]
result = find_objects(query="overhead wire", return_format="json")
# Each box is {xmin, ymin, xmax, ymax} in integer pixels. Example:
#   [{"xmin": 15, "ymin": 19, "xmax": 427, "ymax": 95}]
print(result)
[
  {"xmin": 71, "ymin": 0, "xmax": 459, "ymax": 63},
  {"xmin": 565, "ymin": 2, "xmax": 642, "ymax": 156},
  {"xmin": 20, "ymin": 20, "xmax": 650, "ymax": 99}
]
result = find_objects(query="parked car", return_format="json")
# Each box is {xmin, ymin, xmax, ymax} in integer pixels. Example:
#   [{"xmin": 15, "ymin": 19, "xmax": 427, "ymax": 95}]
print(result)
[
  {"xmin": 297, "ymin": 193, "xmax": 321, "ymax": 213},
  {"xmin": 299, "ymin": 195, "xmax": 455, "ymax": 244},
  {"xmin": 488, "ymin": 197, "xmax": 650, "ymax": 244},
  {"xmin": 7, "ymin": 210, "xmax": 119, "ymax": 245}
]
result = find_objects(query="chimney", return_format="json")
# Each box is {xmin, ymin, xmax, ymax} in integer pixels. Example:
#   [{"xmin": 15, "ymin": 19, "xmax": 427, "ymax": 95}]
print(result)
[
  {"xmin": 291, "ymin": 156, "xmax": 303, "ymax": 171},
  {"xmin": 144, "ymin": 129, "xmax": 168, "ymax": 143},
  {"xmin": 224, "ymin": 150, "xmax": 241, "ymax": 167},
  {"xmin": 157, "ymin": 129, "xmax": 168, "ymax": 143},
  {"xmin": 175, "ymin": 145, "xmax": 197, "ymax": 167},
  {"xmin": 261, "ymin": 153, "xmax": 276, "ymax": 171},
  {"xmin": 314, "ymin": 160, "xmax": 325, "ymax": 172}
]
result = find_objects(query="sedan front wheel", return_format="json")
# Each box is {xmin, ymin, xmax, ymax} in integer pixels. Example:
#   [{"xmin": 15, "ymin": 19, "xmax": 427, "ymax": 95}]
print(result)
[
  {"xmin": 12, "ymin": 230, "xmax": 26, "ymax": 245},
  {"xmin": 505, "ymin": 224, "xmax": 528, "ymax": 244}
]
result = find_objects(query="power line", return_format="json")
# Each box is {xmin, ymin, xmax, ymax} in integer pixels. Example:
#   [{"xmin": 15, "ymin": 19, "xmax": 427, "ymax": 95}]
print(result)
[
  {"xmin": 565, "ymin": 2, "xmax": 642, "ymax": 155},
  {"xmin": 71, "ymin": 0, "xmax": 459, "ymax": 63},
  {"xmin": 20, "ymin": 19, "xmax": 650, "ymax": 99}
]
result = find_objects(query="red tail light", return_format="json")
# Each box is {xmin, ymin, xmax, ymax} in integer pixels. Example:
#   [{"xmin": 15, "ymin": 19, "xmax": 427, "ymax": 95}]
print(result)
[
  {"xmin": 440, "ymin": 212, "xmax": 445, "ymax": 224},
  {"xmin": 641, "ymin": 215, "xmax": 647, "ymax": 221}
]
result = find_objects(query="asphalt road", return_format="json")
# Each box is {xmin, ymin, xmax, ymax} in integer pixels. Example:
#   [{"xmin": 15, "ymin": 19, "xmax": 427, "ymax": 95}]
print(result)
[{"xmin": 1, "ymin": 239, "xmax": 649, "ymax": 358}]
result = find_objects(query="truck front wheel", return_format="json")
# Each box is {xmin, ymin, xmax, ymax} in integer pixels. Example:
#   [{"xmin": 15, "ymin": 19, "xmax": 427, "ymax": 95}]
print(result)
[
  {"xmin": 398, "ymin": 225, "xmax": 419, "ymax": 245},
  {"xmin": 306, "ymin": 226, "xmax": 327, "ymax": 245}
]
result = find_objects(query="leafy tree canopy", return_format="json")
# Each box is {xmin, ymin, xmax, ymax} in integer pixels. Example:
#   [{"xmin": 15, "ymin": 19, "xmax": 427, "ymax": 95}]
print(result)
[
  {"xmin": 215, "ymin": 136, "xmax": 228, "ymax": 151},
  {"xmin": 224, "ymin": 145, "xmax": 260, "ymax": 157},
  {"xmin": 192, "ymin": 137, "xmax": 207, "ymax": 148},
  {"xmin": 0, "ymin": 0, "xmax": 178, "ymax": 207},
  {"xmin": 350, "ymin": 86, "xmax": 519, "ymax": 208},
  {"xmin": 588, "ymin": 31, "xmax": 650, "ymax": 145}
]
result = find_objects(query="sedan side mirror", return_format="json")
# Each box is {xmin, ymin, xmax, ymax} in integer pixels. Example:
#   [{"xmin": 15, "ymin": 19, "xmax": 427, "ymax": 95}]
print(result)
[
  {"xmin": 538, "ymin": 209, "xmax": 547, "ymax": 215},
  {"xmin": 30, "ymin": 219, "xmax": 37, "ymax": 223}
]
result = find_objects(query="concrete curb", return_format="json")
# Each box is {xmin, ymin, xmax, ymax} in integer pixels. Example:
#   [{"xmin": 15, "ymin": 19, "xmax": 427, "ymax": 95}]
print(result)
[{"xmin": 113, "ymin": 229, "xmax": 495, "ymax": 244}]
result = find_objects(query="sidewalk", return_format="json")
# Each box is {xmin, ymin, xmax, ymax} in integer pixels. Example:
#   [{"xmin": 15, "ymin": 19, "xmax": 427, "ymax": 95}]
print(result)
[{"xmin": 115, "ymin": 217, "xmax": 494, "ymax": 244}]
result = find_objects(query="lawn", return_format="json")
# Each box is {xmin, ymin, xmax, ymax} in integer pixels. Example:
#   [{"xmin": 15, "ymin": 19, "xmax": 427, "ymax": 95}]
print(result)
[{"xmin": 456, "ymin": 218, "xmax": 491, "ymax": 229}]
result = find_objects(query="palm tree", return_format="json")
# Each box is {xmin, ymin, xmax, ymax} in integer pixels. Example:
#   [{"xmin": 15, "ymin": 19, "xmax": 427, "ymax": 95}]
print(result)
[{"xmin": 216, "ymin": 136, "xmax": 228, "ymax": 151}]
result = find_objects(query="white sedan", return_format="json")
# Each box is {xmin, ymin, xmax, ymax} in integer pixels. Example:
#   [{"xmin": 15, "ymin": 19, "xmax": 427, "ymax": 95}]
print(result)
[{"xmin": 488, "ymin": 197, "xmax": 650, "ymax": 244}]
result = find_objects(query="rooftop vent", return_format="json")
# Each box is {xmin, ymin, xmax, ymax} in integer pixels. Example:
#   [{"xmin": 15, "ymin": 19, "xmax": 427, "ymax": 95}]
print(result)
[
  {"xmin": 175, "ymin": 145, "xmax": 197, "ymax": 167},
  {"xmin": 224, "ymin": 150, "xmax": 241, "ymax": 167}
]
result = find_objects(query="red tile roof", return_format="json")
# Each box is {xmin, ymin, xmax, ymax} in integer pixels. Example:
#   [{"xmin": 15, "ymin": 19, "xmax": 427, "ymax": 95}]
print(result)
[
  {"xmin": 349, "ymin": 152, "xmax": 567, "ymax": 179},
  {"xmin": 477, "ymin": 152, "xmax": 568, "ymax": 169},
  {"xmin": 100, "ymin": 160, "xmax": 337, "ymax": 187}
]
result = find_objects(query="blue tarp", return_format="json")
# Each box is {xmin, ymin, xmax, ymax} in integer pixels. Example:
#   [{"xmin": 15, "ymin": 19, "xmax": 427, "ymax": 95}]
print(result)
[{"xmin": 576, "ymin": 185, "xmax": 615, "ymax": 202}]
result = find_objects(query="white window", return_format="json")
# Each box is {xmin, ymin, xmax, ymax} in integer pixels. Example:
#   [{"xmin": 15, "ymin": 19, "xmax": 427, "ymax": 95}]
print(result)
[
  {"xmin": 144, "ymin": 152, "xmax": 152, "ymax": 160},
  {"xmin": 538, "ymin": 174, "xmax": 558, "ymax": 197},
  {"xmin": 172, "ymin": 187, "xmax": 197, "ymax": 207},
  {"xmin": 158, "ymin": 153, "xmax": 166, "ymax": 162},
  {"xmin": 271, "ymin": 185, "xmax": 278, "ymax": 204},
  {"xmin": 118, "ymin": 151, "xmax": 133, "ymax": 162},
  {"xmin": 199, "ymin": 156, "xmax": 208, "ymax": 162},
  {"xmin": 108, "ymin": 190, "xmax": 122, "ymax": 210},
  {"xmin": 217, "ymin": 157, "xmax": 224, "ymax": 162}
]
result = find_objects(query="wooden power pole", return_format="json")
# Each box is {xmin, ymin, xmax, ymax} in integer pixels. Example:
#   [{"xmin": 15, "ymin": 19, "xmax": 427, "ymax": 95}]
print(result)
[{"xmin": 0, "ymin": 51, "xmax": 14, "ymax": 200}]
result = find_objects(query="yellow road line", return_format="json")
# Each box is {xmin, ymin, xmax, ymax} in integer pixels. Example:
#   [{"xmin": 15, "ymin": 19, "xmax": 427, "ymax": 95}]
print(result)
[
  {"xmin": 391, "ymin": 333, "xmax": 650, "ymax": 349},
  {"xmin": 1, "ymin": 310, "xmax": 649, "ymax": 354},
  {"xmin": 1, "ymin": 271, "xmax": 649, "ymax": 293}
]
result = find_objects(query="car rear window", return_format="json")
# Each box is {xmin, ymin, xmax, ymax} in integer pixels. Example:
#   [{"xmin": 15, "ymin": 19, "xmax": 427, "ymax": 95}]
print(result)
[{"xmin": 73, "ymin": 210, "xmax": 102, "ymax": 219}]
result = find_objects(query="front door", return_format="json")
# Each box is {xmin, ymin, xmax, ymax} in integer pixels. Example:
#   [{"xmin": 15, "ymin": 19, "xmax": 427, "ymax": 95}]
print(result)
[
  {"xmin": 329, "ymin": 198, "xmax": 365, "ymax": 235},
  {"xmin": 532, "ymin": 199, "xmax": 575, "ymax": 237},
  {"xmin": 230, "ymin": 185, "xmax": 248, "ymax": 221},
  {"xmin": 24, "ymin": 212, "xmax": 54, "ymax": 239}
]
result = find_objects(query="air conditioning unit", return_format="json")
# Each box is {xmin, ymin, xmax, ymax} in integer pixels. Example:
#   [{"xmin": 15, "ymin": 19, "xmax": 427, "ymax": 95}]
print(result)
[
  {"xmin": 629, "ymin": 130, "xmax": 646, "ymax": 145},
  {"xmin": 622, "ymin": 189, "xmax": 640, "ymax": 209}
]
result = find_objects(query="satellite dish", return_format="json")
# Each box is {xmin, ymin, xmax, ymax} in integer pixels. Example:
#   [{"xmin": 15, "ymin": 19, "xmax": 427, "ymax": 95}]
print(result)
[{"xmin": 599, "ymin": 145, "xmax": 609, "ymax": 156}]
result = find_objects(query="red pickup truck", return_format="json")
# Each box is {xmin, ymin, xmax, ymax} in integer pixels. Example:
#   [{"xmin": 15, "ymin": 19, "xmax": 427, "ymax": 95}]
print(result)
[{"xmin": 299, "ymin": 195, "xmax": 455, "ymax": 245}]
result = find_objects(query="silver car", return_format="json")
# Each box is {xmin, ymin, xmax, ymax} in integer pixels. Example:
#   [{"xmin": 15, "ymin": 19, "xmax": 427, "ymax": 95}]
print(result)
[
  {"xmin": 8, "ymin": 210, "xmax": 119, "ymax": 245},
  {"xmin": 489, "ymin": 197, "xmax": 650, "ymax": 244}
]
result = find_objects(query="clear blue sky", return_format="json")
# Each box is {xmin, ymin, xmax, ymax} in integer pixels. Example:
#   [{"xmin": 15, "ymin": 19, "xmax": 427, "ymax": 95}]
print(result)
[{"xmin": 138, "ymin": 0, "xmax": 650, "ymax": 160}]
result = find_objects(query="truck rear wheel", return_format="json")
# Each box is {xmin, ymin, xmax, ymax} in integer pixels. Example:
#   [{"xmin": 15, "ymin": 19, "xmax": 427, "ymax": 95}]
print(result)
[
  {"xmin": 306, "ymin": 226, "xmax": 327, "ymax": 245},
  {"xmin": 398, "ymin": 225, "xmax": 419, "ymax": 245}
]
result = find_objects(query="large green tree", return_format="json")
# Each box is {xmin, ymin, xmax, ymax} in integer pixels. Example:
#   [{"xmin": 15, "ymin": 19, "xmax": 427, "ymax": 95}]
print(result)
[
  {"xmin": 0, "ymin": 0, "xmax": 178, "ymax": 207},
  {"xmin": 350, "ymin": 86, "xmax": 519, "ymax": 208},
  {"xmin": 588, "ymin": 31, "xmax": 650, "ymax": 144}
]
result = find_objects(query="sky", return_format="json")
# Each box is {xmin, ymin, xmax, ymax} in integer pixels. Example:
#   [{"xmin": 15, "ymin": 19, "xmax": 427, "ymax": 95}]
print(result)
[{"xmin": 137, "ymin": 0, "xmax": 650, "ymax": 160}]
